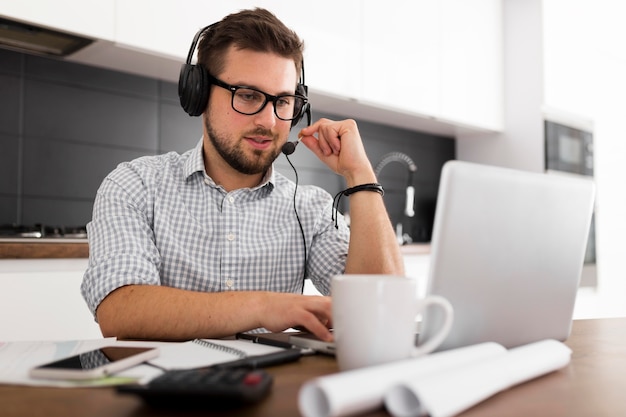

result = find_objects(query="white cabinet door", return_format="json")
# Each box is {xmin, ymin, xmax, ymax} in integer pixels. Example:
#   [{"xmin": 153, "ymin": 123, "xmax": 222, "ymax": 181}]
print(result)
[
  {"xmin": 439, "ymin": 0, "xmax": 503, "ymax": 131},
  {"xmin": 361, "ymin": 1, "xmax": 441, "ymax": 117},
  {"xmin": 114, "ymin": 0, "xmax": 240, "ymax": 61},
  {"xmin": 0, "ymin": 0, "xmax": 115, "ymax": 40},
  {"xmin": 361, "ymin": 0, "xmax": 502, "ymax": 131},
  {"xmin": 269, "ymin": 1, "xmax": 362, "ymax": 100},
  {"xmin": 0, "ymin": 259, "xmax": 102, "ymax": 341},
  {"xmin": 403, "ymin": 252, "xmax": 431, "ymax": 298}
]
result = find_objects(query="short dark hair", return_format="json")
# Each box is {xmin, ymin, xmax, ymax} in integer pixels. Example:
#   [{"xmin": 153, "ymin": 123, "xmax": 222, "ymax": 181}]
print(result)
[{"xmin": 197, "ymin": 8, "xmax": 304, "ymax": 80}]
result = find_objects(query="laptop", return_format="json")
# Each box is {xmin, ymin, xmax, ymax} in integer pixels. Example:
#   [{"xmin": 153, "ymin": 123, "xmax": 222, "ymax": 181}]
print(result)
[
  {"xmin": 243, "ymin": 161, "xmax": 595, "ymax": 355},
  {"xmin": 419, "ymin": 160, "xmax": 595, "ymax": 351}
]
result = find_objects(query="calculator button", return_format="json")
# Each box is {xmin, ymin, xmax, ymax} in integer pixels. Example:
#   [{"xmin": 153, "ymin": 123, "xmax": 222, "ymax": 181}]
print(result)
[{"xmin": 243, "ymin": 372, "xmax": 263, "ymax": 386}]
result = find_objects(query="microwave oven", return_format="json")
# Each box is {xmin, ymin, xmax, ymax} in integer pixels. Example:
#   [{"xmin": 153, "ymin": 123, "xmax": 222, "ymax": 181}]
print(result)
[{"xmin": 544, "ymin": 112, "xmax": 594, "ymax": 176}]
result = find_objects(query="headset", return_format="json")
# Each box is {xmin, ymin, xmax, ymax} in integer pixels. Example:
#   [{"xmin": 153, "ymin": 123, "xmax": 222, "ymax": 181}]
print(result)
[{"xmin": 178, "ymin": 22, "xmax": 311, "ymax": 141}]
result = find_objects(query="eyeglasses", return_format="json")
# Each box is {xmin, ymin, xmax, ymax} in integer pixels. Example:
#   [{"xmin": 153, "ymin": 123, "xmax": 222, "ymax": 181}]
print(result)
[{"xmin": 209, "ymin": 75, "xmax": 308, "ymax": 121}]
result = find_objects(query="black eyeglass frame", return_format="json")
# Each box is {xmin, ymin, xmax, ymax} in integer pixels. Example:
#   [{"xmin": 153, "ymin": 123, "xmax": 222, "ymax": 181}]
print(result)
[{"xmin": 208, "ymin": 74, "xmax": 308, "ymax": 121}]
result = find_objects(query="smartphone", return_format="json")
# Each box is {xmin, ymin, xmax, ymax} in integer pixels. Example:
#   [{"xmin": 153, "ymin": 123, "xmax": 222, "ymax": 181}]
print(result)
[{"xmin": 29, "ymin": 346, "xmax": 159, "ymax": 380}]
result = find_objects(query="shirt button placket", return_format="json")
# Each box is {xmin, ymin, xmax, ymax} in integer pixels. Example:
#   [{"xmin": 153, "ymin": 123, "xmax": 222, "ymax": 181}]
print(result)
[{"xmin": 223, "ymin": 193, "xmax": 237, "ymax": 290}]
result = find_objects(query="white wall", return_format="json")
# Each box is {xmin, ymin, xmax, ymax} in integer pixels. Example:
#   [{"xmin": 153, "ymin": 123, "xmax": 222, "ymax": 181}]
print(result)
[{"xmin": 543, "ymin": 0, "xmax": 626, "ymax": 317}]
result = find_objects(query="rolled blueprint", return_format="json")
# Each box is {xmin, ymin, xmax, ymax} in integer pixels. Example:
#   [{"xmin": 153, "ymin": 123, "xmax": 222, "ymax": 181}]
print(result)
[
  {"xmin": 384, "ymin": 339, "xmax": 571, "ymax": 417},
  {"xmin": 298, "ymin": 342, "xmax": 506, "ymax": 417}
]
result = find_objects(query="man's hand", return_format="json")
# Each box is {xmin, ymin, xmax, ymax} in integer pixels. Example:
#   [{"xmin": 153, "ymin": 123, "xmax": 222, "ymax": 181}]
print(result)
[
  {"xmin": 299, "ymin": 118, "xmax": 376, "ymax": 186},
  {"xmin": 259, "ymin": 293, "xmax": 333, "ymax": 342}
]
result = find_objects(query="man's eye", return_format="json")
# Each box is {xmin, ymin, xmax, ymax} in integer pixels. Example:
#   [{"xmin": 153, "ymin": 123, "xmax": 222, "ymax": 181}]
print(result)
[
  {"xmin": 237, "ymin": 90, "xmax": 263, "ymax": 102},
  {"xmin": 276, "ymin": 97, "xmax": 292, "ymax": 107}
]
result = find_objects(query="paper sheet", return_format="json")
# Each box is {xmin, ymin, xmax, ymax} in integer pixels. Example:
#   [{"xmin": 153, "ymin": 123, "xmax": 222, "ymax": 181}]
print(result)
[
  {"xmin": 298, "ymin": 342, "xmax": 506, "ymax": 417},
  {"xmin": 384, "ymin": 339, "xmax": 572, "ymax": 417}
]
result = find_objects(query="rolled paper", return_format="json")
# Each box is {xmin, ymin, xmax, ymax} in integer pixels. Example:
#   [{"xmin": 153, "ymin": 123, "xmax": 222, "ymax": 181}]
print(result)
[
  {"xmin": 298, "ymin": 342, "xmax": 506, "ymax": 417},
  {"xmin": 384, "ymin": 339, "xmax": 571, "ymax": 417}
]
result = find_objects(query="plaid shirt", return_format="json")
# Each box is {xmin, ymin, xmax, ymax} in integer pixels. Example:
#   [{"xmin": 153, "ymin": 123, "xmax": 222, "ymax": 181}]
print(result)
[{"xmin": 81, "ymin": 139, "xmax": 350, "ymax": 316}]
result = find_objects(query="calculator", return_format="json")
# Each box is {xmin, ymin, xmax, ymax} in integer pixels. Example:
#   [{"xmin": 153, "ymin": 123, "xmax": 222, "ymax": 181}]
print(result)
[{"xmin": 117, "ymin": 367, "xmax": 273, "ymax": 408}]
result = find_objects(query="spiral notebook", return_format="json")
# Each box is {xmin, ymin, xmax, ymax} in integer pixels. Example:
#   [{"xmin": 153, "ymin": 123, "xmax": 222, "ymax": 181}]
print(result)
[{"xmin": 147, "ymin": 338, "xmax": 284, "ymax": 370}]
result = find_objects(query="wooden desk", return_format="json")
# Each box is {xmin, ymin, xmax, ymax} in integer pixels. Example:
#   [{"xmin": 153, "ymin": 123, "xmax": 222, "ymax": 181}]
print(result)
[{"xmin": 2, "ymin": 318, "xmax": 626, "ymax": 417}]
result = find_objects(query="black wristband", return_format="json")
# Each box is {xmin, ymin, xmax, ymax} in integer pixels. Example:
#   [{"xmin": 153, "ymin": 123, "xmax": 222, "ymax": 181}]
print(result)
[
  {"xmin": 332, "ymin": 183, "xmax": 385, "ymax": 228},
  {"xmin": 341, "ymin": 183, "xmax": 385, "ymax": 197}
]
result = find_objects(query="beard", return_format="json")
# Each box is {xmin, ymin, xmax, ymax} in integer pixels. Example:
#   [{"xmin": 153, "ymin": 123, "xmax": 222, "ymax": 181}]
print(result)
[{"xmin": 204, "ymin": 117, "xmax": 282, "ymax": 175}]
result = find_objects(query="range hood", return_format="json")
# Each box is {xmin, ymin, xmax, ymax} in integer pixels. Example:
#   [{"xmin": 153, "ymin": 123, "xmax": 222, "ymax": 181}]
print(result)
[
  {"xmin": 0, "ymin": 17, "xmax": 92, "ymax": 57},
  {"xmin": 0, "ymin": 16, "xmax": 182, "ymax": 84}
]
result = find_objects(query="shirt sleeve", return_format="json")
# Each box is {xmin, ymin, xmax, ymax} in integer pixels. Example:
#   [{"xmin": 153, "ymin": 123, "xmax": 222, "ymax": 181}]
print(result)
[
  {"xmin": 305, "ymin": 194, "xmax": 351, "ymax": 296},
  {"xmin": 80, "ymin": 163, "xmax": 162, "ymax": 318}
]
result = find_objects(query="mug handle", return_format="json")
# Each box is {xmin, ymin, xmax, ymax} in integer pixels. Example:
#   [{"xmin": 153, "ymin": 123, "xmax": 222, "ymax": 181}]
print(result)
[{"xmin": 412, "ymin": 295, "xmax": 454, "ymax": 356}]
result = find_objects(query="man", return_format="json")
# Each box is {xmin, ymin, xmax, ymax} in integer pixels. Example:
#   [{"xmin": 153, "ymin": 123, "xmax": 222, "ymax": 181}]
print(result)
[{"xmin": 81, "ymin": 8, "xmax": 403, "ymax": 342}]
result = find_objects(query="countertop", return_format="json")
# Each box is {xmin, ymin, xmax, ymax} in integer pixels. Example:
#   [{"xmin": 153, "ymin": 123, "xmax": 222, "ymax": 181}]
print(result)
[
  {"xmin": 0, "ymin": 240, "xmax": 429, "ymax": 260},
  {"xmin": 0, "ymin": 239, "xmax": 89, "ymax": 259},
  {"xmin": 400, "ymin": 243, "xmax": 431, "ymax": 255}
]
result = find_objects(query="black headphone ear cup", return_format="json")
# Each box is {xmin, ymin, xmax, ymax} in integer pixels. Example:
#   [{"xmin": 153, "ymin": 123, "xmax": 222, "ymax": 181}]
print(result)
[
  {"xmin": 178, "ymin": 64, "xmax": 193, "ymax": 114},
  {"xmin": 290, "ymin": 83, "xmax": 311, "ymax": 128},
  {"xmin": 290, "ymin": 102, "xmax": 311, "ymax": 128},
  {"xmin": 290, "ymin": 111, "xmax": 303, "ymax": 129},
  {"xmin": 179, "ymin": 64, "xmax": 210, "ymax": 117}
]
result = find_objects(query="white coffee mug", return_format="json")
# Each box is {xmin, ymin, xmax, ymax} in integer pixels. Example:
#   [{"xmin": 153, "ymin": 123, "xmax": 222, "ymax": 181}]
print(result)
[{"xmin": 332, "ymin": 274, "xmax": 454, "ymax": 371}]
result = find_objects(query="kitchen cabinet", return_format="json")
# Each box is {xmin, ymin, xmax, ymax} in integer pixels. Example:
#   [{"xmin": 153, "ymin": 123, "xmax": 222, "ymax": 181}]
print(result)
[
  {"xmin": 303, "ymin": 246, "xmax": 431, "ymax": 298},
  {"xmin": 401, "ymin": 246, "xmax": 431, "ymax": 297},
  {"xmin": 270, "ymin": 1, "xmax": 363, "ymax": 100},
  {"xmin": 0, "ymin": 259, "xmax": 102, "ymax": 341},
  {"xmin": 361, "ymin": 1, "xmax": 441, "ymax": 119},
  {"xmin": 0, "ymin": 0, "xmax": 502, "ymax": 135},
  {"xmin": 112, "ymin": 0, "xmax": 501, "ymax": 132},
  {"xmin": 361, "ymin": 0, "xmax": 502, "ymax": 132},
  {"xmin": 439, "ymin": 0, "xmax": 502, "ymax": 131},
  {"xmin": 114, "ymin": 0, "xmax": 231, "ymax": 61}
]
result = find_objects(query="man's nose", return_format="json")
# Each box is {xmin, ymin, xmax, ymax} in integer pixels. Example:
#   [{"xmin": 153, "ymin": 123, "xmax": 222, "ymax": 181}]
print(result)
[{"xmin": 253, "ymin": 100, "xmax": 281, "ymax": 128}]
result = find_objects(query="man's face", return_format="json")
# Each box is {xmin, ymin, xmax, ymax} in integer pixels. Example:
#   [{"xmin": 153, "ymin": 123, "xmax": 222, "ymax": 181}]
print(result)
[{"xmin": 203, "ymin": 46, "xmax": 298, "ymax": 176}]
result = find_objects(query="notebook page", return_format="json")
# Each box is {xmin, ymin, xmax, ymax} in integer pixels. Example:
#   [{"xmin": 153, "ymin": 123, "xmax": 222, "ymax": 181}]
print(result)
[{"xmin": 147, "ymin": 338, "xmax": 284, "ymax": 370}]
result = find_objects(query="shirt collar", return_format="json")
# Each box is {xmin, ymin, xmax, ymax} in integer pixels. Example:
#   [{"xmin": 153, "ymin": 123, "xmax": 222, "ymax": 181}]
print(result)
[
  {"xmin": 183, "ymin": 138, "xmax": 206, "ymax": 180},
  {"xmin": 183, "ymin": 137, "xmax": 275, "ymax": 191}
]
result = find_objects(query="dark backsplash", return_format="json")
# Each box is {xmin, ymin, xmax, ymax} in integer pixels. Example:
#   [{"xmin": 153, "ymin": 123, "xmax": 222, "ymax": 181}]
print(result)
[{"xmin": 0, "ymin": 48, "xmax": 454, "ymax": 242}]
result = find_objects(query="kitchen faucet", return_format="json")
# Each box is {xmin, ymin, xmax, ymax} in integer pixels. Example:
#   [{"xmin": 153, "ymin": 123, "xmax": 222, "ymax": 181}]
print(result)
[{"xmin": 374, "ymin": 152, "xmax": 417, "ymax": 245}]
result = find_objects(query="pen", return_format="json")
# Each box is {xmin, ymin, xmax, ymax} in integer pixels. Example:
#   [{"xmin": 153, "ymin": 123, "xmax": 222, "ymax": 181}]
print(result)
[
  {"xmin": 235, "ymin": 332, "xmax": 295, "ymax": 349},
  {"xmin": 213, "ymin": 348, "xmax": 303, "ymax": 369}
]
